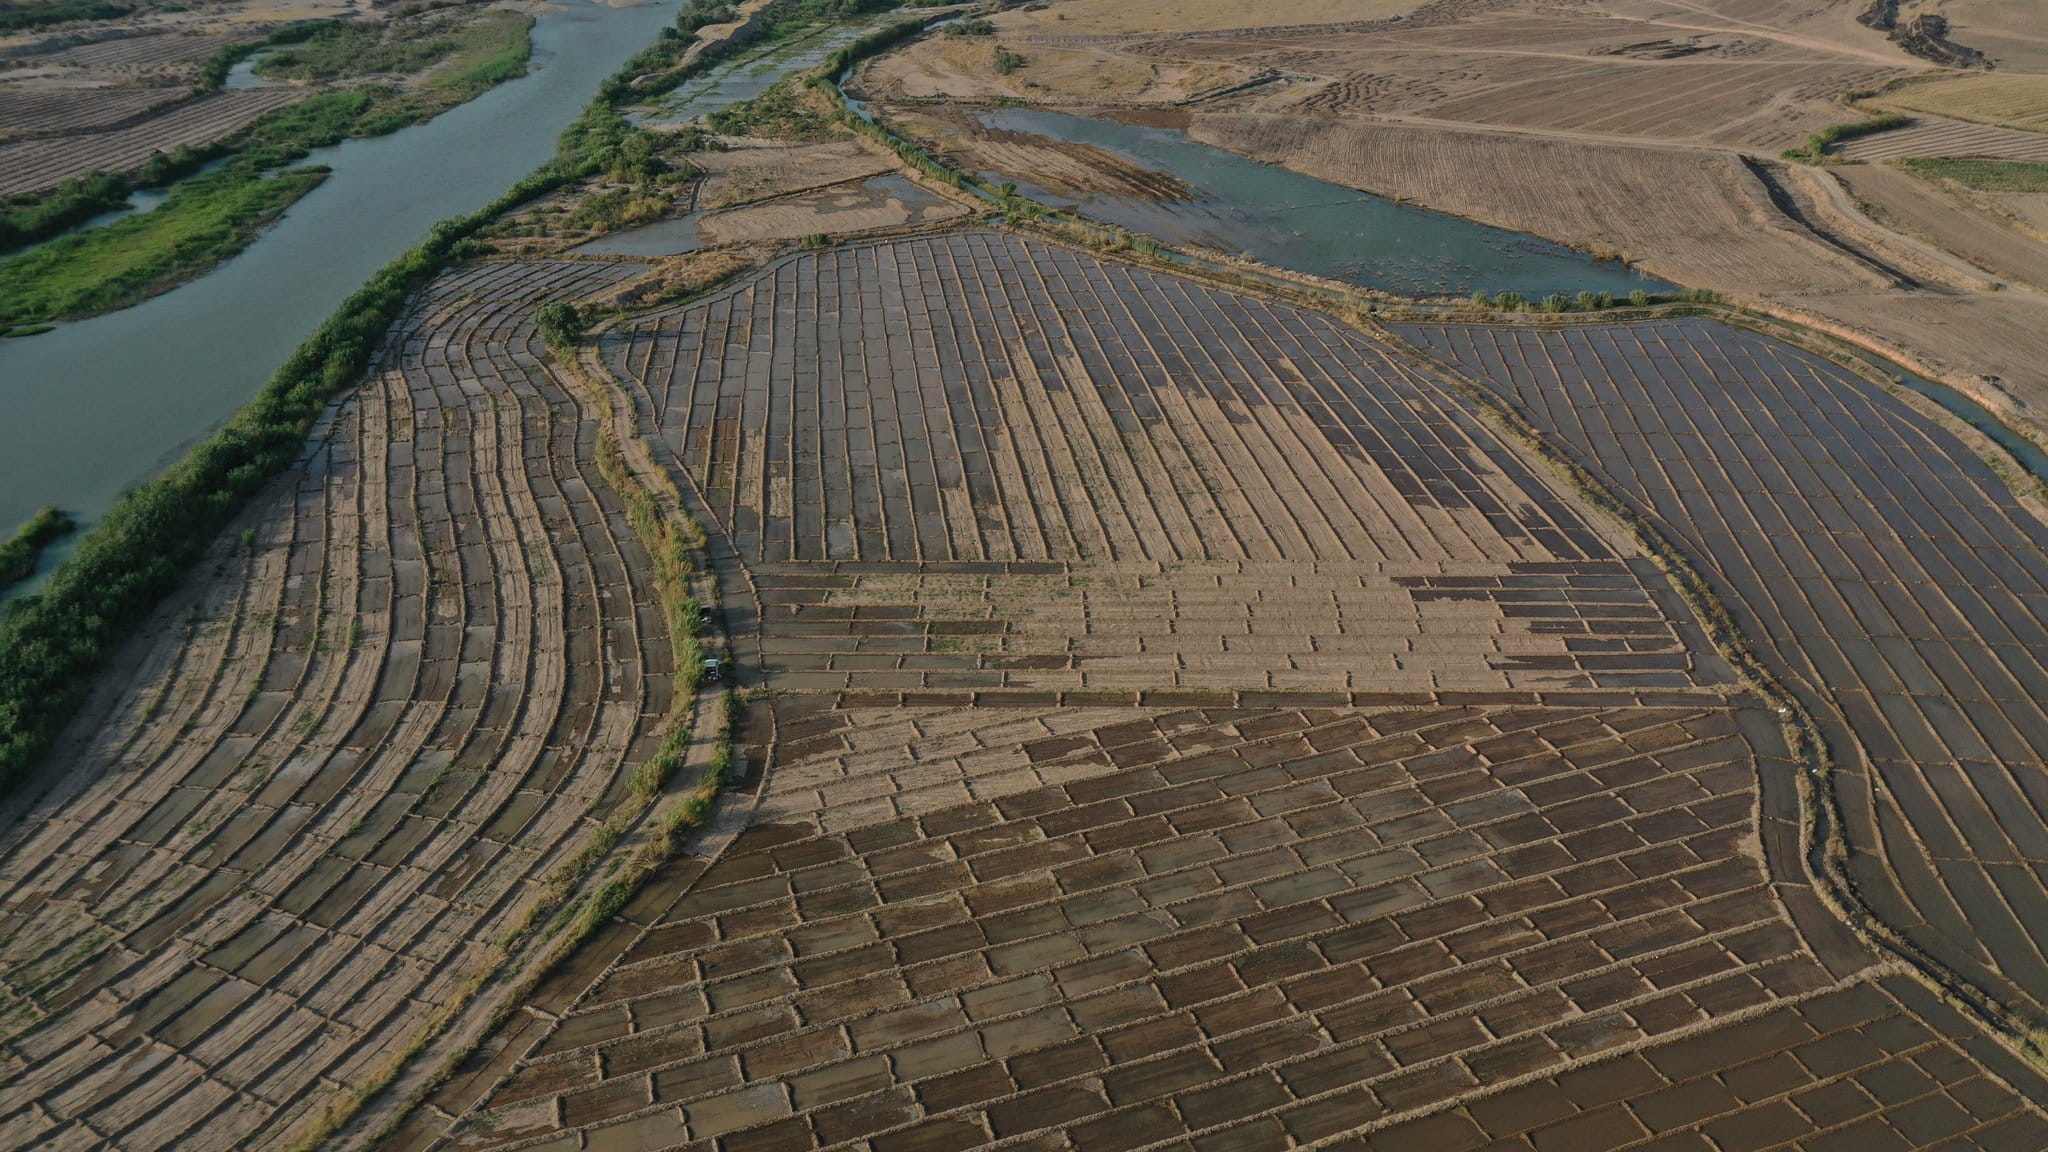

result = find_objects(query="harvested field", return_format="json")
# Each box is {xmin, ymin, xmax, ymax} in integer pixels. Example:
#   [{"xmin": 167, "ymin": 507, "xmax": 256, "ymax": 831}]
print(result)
[
  {"xmin": 1188, "ymin": 112, "xmax": 1886, "ymax": 294},
  {"xmin": 1001, "ymin": 0, "xmax": 1426, "ymax": 37},
  {"xmin": 0, "ymin": 85, "xmax": 186, "ymax": 144},
  {"xmin": 696, "ymin": 174, "xmax": 966, "ymax": 245},
  {"xmin": 861, "ymin": 36, "xmax": 1251, "ymax": 107},
  {"xmin": 1917, "ymin": 0, "xmax": 2048, "ymax": 71},
  {"xmin": 1168, "ymin": 11, "xmax": 1904, "ymax": 153},
  {"xmin": 892, "ymin": 108, "xmax": 1195, "ymax": 200},
  {"xmin": 37, "ymin": 30, "xmax": 239, "ymax": 73},
  {"xmin": 0, "ymin": 257, "xmax": 667, "ymax": 1150},
  {"xmin": 687, "ymin": 139, "xmax": 894, "ymax": 213},
  {"xmin": 1789, "ymin": 292, "xmax": 2048, "ymax": 432},
  {"xmin": 1838, "ymin": 115, "xmax": 2048, "ymax": 162},
  {"xmin": 1397, "ymin": 316, "xmax": 2048, "ymax": 1029},
  {"xmin": 1876, "ymin": 73, "xmax": 2048, "ymax": 133},
  {"xmin": 423, "ymin": 697, "xmax": 2048, "ymax": 1152},
  {"xmin": 600, "ymin": 233, "xmax": 1720, "ymax": 699},
  {"xmin": 0, "ymin": 88, "xmax": 302, "ymax": 196},
  {"xmin": 1835, "ymin": 164, "xmax": 2048, "ymax": 290}
]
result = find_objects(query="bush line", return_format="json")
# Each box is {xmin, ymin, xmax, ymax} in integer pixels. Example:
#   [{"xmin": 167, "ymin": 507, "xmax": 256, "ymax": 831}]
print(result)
[{"xmin": 1784, "ymin": 111, "xmax": 1911, "ymax": 161}]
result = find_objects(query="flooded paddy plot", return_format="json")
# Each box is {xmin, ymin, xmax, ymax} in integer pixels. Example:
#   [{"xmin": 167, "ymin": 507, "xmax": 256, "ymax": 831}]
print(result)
[
  {"xmin": 601, "ymin": 232, "xmax": 1719, "ymax": 696},
  {"xmin": 428, "ymin": 702, "xmax": 2048, "ymax": 1151},
  {"xmin": 0, "ymin": 258, "xmax": 667, "ymax": 1151},
  {"xmin": 1396, "ymin": 317, "xmax": 2048, "ymax": 1029}
]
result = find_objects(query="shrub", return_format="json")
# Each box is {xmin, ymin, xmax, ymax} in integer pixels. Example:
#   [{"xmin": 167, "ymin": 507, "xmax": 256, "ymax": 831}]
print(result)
[
  {"xmin": 992, "ymin": 45, "xmax": 1026, "ymax": 75},
  {"xmin": 536, "ymin": 301, "xmax": 583, "ymax": 354},
  {"xmin": 0, "ymin": 507, "xmax": 77, "ymax": 590},
  {"xmin": 1495, "ymin": 291, "xmax": 1526, "ymax": 311},
  {"xmin": 1628, "ymin": 289, "xmax": 1649, "ymax": 307}
]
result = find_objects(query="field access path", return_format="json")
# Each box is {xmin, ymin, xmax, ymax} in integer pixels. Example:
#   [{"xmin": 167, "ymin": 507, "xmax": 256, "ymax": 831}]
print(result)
[
  {"xmin": 0, "ymin": 258, "xmax": 669, "ymax": 1151},
  {"xmin": 1398, "ymin": 317, "xmax": 2048, "ymax": 1038}
]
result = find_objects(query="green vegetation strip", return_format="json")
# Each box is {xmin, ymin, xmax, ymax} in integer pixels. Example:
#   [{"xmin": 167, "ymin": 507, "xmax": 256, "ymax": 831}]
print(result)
[
  {"xmin": 1900, "ymin": 157, "xmax": 2048, "ymax": 192},
  {"xmin": 0, "ymin": 507, "xmax": 77, "ymax": 592},
  {"xmin": 0, "ymin": 167, "xmax": 327, "ymax": 327},
  {"xmin": 1784, "ymin": 111, "xmax": 1911, "ymax": 161},
  {"xmin": 0, "ymin": 0, "xmax": 127, "ymax": 33}
]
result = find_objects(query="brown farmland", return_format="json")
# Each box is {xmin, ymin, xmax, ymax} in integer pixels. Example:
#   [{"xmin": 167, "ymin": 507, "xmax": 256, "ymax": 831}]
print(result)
[
  {"xmin": 333, "ymin": 234, "xmax": 2048, "ymax": 1152},
  {"xmin": 0, "ymin": 258, "xmax": 672, "ymax": 1150},
  {"xmin": 1398, "ymin": 317, "xmax": 2048, "ymax": 1040},
  {"xmin": 0, "ymin": 89, "xmax": 302, "ymax": 197}
]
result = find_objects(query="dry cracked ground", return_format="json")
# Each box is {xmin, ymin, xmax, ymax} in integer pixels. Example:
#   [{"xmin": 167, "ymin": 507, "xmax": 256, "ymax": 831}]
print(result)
[{"xmin": 9, "ymin": 224, "xmax": 2048, "ymax": 1152}]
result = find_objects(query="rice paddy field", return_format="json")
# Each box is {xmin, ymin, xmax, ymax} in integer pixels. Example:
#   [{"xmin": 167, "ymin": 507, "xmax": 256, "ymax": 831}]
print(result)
[
  {"xmin": 12, "ymin": 0, "xmax": 2048, "ymax": 1140},
  {"xmin": 1397, "ymin": 317, "xmax": 2048, "ymax": 1040},
  {"xmin": 83, "ymin": 230, "xmax": 2015, "ymax": 1147}
]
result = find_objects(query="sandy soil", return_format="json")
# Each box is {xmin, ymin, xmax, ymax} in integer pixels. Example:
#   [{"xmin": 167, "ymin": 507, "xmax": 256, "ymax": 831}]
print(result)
[
  {"xmin": 696, "ymin": 174, "xmax": 967, "ymax": 243},
  {"xmin": 1002, "ymin": 0, "xmax": 1426, "ymax": 37},
  {"xmin": 1836, "ymin": 163, "xmax": 2048, "ymax": 291},
  {"xmin": 687, "ymin": 138, "xmax": 894, "ymax": 210},
  {"xmin": 862, "ymin": 35, "xmax": 1252, "ymax": 106},
  {"xmin": 1924, "ymin": 0, "xmax": 2048, "ymax": 71},
  {"xmin": 1876, "ymin": 72, "xmax": 2048, "ymax": 132}
]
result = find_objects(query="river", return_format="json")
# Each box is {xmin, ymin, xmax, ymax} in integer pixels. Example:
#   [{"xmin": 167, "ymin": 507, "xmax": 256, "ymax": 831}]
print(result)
[
  {"xmin": 962, "ymin": 107, "xmax": 1669, "ymax": 301},
  {"xmin": 0, "ymin": 0, "xmax": 681, "ymax": 542}
]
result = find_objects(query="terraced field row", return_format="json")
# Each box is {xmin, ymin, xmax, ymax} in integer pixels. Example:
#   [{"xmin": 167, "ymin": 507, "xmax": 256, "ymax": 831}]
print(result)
[
  {"xmin": 0, "ymin": 89, "xmax": 301, "ymax": 197},
  {"xmin": 1839, "ymin": 117, "xmax": 2048, "ymax": 162},
  {"xmin": 1396, "ymin": 317, "xmax": 2048, "ymax": 1033},
  {"xmin": 301, "ymin": 235, "xmax": 2048, "ymax": 1152},
  {"xmin": 601, "ymin": 232, "xmax": 1716, "ymax": 698},
  {"xmin": 430, "ymin": 701, "xmax": 2048, "ymax": 1151},
  {"xmin": 0, "ymin": 258, "xmax": 660, "ymax": 1151},
  {"xmin": 0, "ymin": 87, "xmax": 185, "ymax": 145}
]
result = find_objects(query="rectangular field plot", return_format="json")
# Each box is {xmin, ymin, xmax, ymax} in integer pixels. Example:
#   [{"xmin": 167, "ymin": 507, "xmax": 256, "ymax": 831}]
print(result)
[
  {"xmin": 604, "ymin": 232, "xmax": 1724, "ymax": 696},
  {"xmin": 1395, "ymin": 316, "xmax": 2048, "ymax": 1027},
  {"xmin": 439, "ymin": 703, "xmax": 2048, "ymax": 1151}
]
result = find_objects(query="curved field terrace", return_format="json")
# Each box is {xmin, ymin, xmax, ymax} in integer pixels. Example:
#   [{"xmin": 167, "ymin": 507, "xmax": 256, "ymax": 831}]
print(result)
[
  {"xmin": 0, "ymin": 257, "xmax": 666, "ymax": 1151},
  {"xmin": 1397, "ymin": 317, "xmax": 2048, "ymax": 1040}
]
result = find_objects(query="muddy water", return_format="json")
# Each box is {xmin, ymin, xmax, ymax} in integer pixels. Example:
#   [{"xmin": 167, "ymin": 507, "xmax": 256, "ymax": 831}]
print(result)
[
  {"xmin": 0, "ymin": 0, "xmax": 682, "ymax": 546},
  {"xmin": 966, "ymin": 107, "xmax": 1669, "ymax": 301}
]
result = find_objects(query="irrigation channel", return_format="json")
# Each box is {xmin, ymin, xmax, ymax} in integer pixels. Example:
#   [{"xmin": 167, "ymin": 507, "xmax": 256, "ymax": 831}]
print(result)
[{"xmin": 0, "ymin": 0, "xmax": 685, "ymax": 549}]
